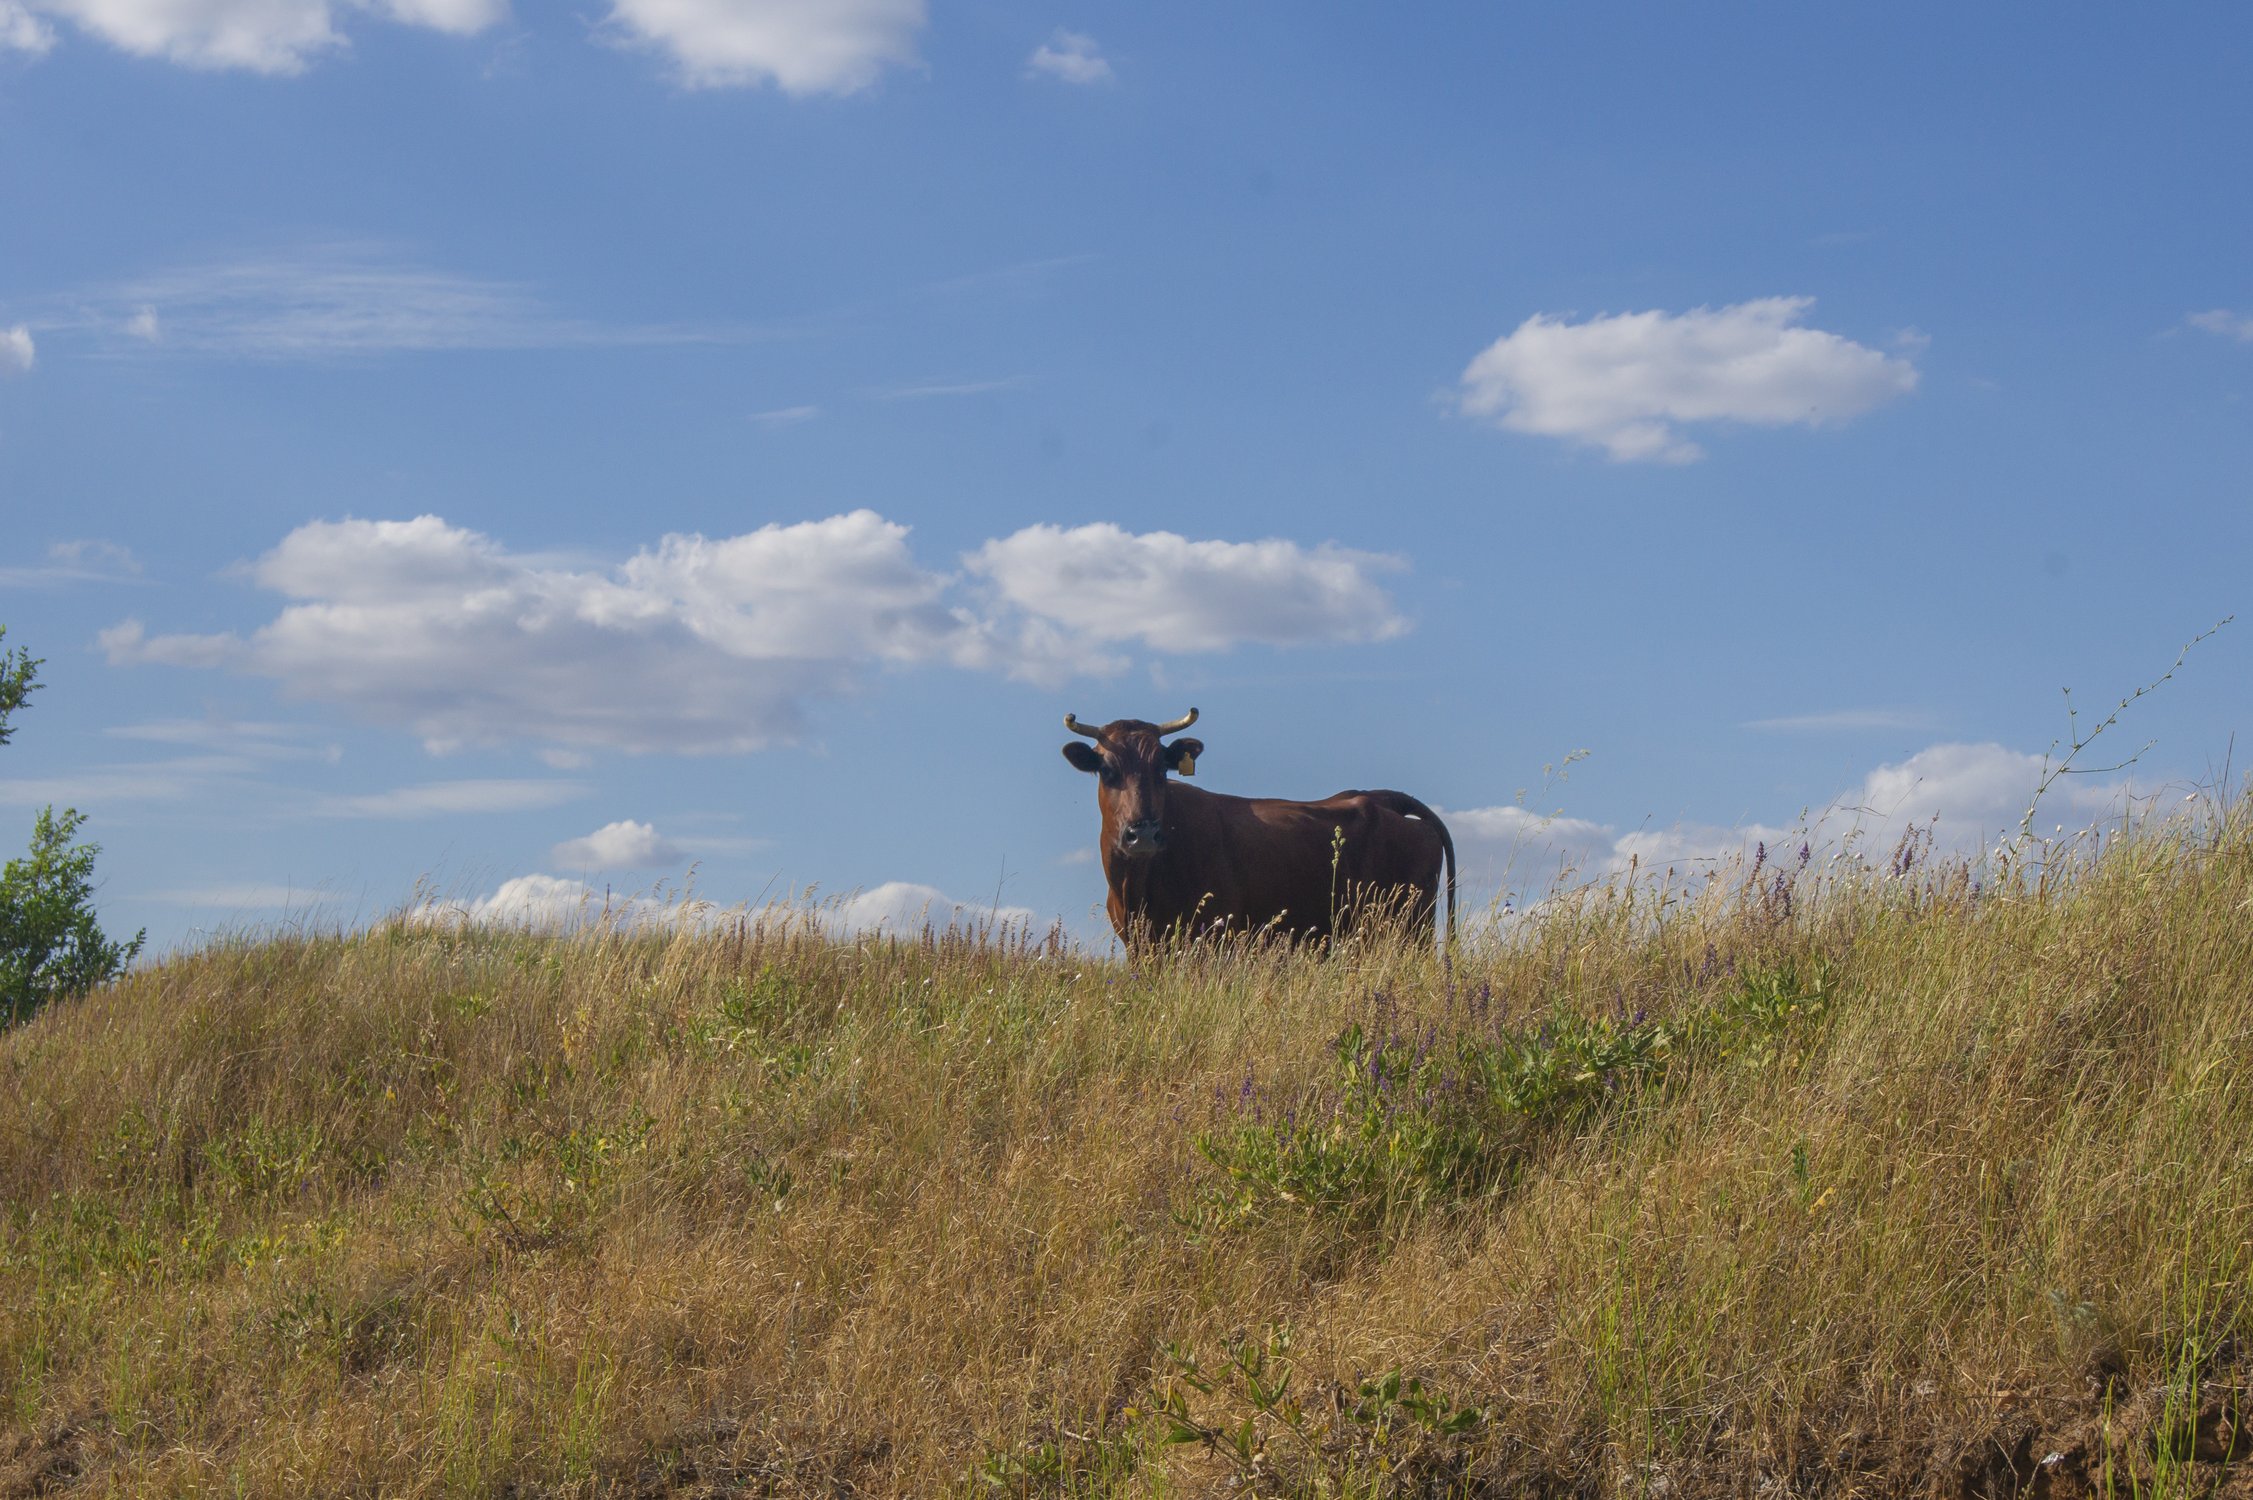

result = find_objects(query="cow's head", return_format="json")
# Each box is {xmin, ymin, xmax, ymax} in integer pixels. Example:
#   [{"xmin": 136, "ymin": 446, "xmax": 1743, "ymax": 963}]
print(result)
[{"xmin": 1061, "ymin": 707, "xmax": 1204, "ymax": 860}]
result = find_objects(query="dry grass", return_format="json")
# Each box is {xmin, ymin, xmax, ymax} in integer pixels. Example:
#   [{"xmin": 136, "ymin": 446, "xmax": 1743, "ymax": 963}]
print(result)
[{"xmin": 3, "ymin": 807, "xmax": 2251, "ymax": 1497}]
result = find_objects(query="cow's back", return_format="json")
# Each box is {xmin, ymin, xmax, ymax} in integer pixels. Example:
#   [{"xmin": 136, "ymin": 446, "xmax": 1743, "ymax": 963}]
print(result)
[{"xmin": 1110, "ymin": 784, "xmax": 1447, "ymax": 941}]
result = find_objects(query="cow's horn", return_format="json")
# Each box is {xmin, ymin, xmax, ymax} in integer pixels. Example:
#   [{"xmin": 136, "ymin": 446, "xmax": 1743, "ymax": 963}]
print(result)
[
  {"xmin": 1156, "ymin": 708, "xmax": 1199, "ymax": 735},
  {"xmin": 1064, "ymin": 713, "xmax": 1105, "ymax": 741}
]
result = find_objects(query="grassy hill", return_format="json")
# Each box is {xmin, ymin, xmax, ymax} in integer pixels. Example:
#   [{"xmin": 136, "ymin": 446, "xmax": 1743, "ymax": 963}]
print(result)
[{"xmin": 3, "ymin": 811, "xmax": 2250, "ymax": 1497}]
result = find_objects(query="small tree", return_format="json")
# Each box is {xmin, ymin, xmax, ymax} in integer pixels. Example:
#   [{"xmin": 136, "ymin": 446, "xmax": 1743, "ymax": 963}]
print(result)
[
  {"xmin": 0, "ymin": 625, "xmax": 143, "ymax": 1026},
  {"xmin": 0, "ymin": 624, "xmax": 34, "ymax": 746}
]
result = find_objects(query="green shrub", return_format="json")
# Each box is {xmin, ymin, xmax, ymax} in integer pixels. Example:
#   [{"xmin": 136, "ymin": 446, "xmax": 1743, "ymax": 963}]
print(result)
[
  {"xmin": 1187, "ymin": 961, "xmax": 1829, "ymax": 1234},
  {"xmin": 0, "ymin": 625, "xmax": 143, "ymax": 1025}
]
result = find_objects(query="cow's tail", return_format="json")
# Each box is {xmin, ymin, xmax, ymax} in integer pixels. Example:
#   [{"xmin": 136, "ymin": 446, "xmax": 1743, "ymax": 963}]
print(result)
[{"xmin": 1373, "ymin": 791, "xmax": 1456, "ymax": 961}]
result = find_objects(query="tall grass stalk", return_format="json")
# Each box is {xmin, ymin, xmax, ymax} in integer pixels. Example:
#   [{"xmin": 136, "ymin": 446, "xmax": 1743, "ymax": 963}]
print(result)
[{"xmin": 1, "ymin": 803, "xmax": 2249, "ymax": 1495}]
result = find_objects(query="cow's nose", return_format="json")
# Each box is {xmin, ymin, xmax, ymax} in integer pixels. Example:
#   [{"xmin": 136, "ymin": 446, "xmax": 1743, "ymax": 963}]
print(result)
[{"xmin": 1119, "ymin": 818, "xmax": 1165, "ymax": 854}]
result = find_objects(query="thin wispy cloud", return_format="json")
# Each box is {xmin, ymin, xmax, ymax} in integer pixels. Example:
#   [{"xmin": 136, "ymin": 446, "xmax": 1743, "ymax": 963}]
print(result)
[
  {"xmin": 917, "ymin": 253, "xmax": 1098, "ymax": 298},
  {"xmin": 57, "ymin": 247, "xmax": 769, "ymax": 360},
  {"xmin": 49, "ymin": 539, "xmax": 139, "ymax": 574},
  {"xmin": 674, "ymin": 833, "xmax": 772, "ymax": 857},
  {"xmin": 1026, "ymin": 29, "xmax": 1111, "ymax": 85},
  {"xmin": 2186, "ymin": 309, "xmax": 2253, "ymax": 343},
  {"xmin": 0, "ymin": 539, "xmax": 142, "ymax": 588},
  {"xmin": 106, "ymin": 715, "xmax": 340, "ymax": 763},
  {"xmin": 868, "ymin": 375, "xmax": 1028, "ymax": 400},
  {"xmin": 0, "ymin": 757, "xmax": 257, "ymax": 807},
  {"xmin": 750, "ymin": 404, "xmax": 821, "ymax": 428},
  {"xmin": 1, "ymin": 325, "xmax": 32, "ymax": 374},
  {"xmin": 0, "ymin": 706, "xmax": 347, "ymax": 810},
  {"xmin": 140, "ymin": 881, "xmax": 343, "ymax": 909},
  {"xmin": 1742, "ymin": 708, "xmax": 1934, "ymax": 733},
  {"xmin": 315, "ymin": 779, "xmax": 589, "ymax": 819}
]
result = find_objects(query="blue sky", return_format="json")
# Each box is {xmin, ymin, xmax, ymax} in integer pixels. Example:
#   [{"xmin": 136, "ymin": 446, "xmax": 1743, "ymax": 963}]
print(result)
[{"xmin": 2, "ymin": 2, "xmax": 2249, "ymax": 947}]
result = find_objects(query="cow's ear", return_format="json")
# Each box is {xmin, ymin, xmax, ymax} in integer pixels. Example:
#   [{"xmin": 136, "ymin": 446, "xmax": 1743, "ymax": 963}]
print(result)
[
  {"xmin": 1165, "ymin": 737, "xmax": 1204, "ymax": 777},
  {"xmin": 1062, "ymin": 742, "xmax": 1104, "ymax": 773}
]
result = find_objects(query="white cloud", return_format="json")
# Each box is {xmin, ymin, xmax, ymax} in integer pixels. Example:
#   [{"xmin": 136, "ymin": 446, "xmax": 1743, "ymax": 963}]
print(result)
[
  {"xmin": 604, "ymin": 0, "xmax": 923, "ymax": 94},
  {"xmin": 1606, "ymin": 820, "xmax": 1801, "ymax": 873},
  {"xmin": 369, "ymin": 0, "xmax": 501, "ymax": 33},
  {"xmin": 821, "ymin": 881, "xmax": 1034, "ymax": 937},
  {"xmin": 2187, "ymin": 309, "xmax": 2253, "ymax": 343},
  {"xmin": 448, "ymin": 874, "xmax": 607, "ymax": 927},
  {"xmin": 414, "ymin": 874, "xmax": 1025, "ymax": 936},
  {"xmin": 968, "ymin": 524, "xmax": 1408, "ymax": 655},
  {"xmin": 315, "ymin": 778, "xmax": 588, "ymax": 818},
  {"xmin": 1442, "ymin": 741, "xmax": 2156, "ymax": 918},
  {"xmin": 1601, "ymin": 745, "xmax": 2100, "ymax": 871},
  {"xmin": 612, "ymin": 513, "xmax": 984, "ymax": 665},
  {"xmin": 1447, "ymin": 803, "xmax": 1610, "ymax": 852},
  {"xmin": 125, "ymin": 305, "xmax": 160, "ymax": 342},
  {"xmin": 103, "ymin": 512, "xmax": 982, "ymax": 754},
  {"xmin": 1, "ymin": 2, "xmax": 58, "ymax": 52},
  {"xmin": 750, "ymin": 403, "xmax": 819, "ymax": 428},
  {"xmin": 1, "ymin": 325, "xmax": 32, "ymax": 374},
  {"xmin": 98, "ymin": 620, "xmax": 236, "ymax": 667},
  {"xmin": 104, "ymin": 512, "xmax": 1413, "ymax": 754},
  {"xmin": 413, "ymin": 873, "xmax": 701, "ymax": 931},
  {"xmin": 1443, "ymin": 803, "xmax": 1617, "ymax": 903},
  {"xmin": 8, "ymin": 0, "xmax": 502, "ymax": 72},
  {"xmin": 551, "ymin": 818, "xmax": 685, "ymax": 869},
  {"xmin": 1026, "ymin": 29, "xmax": 1109, "ymax": 84},
  {"xmin": 1457, "ymin": 297, "xmax": 1919, "ymax": 463},
  {"xmin": 1839, "ymin": 740, "xmax": 2130, "ymax": 848}
]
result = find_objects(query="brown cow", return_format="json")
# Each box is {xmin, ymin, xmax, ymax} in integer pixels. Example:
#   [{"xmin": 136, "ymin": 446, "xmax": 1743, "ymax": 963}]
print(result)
[{"xmin": 1061, "ymin": 707, "xmax": 1454, "ymax": 947}]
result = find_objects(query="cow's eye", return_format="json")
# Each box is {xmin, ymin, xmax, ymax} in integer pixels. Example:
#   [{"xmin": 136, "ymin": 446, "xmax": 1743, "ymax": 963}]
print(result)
[{"xmin": 1098, "ymin": 766, "xmax": 1122, "ymax": 788}]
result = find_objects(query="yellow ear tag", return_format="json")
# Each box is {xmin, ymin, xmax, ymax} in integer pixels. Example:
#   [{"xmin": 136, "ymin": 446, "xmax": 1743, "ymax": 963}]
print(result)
[{"xmin": 1177, "ymin": 755, "xmax": 1196, "ymax": 777}]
